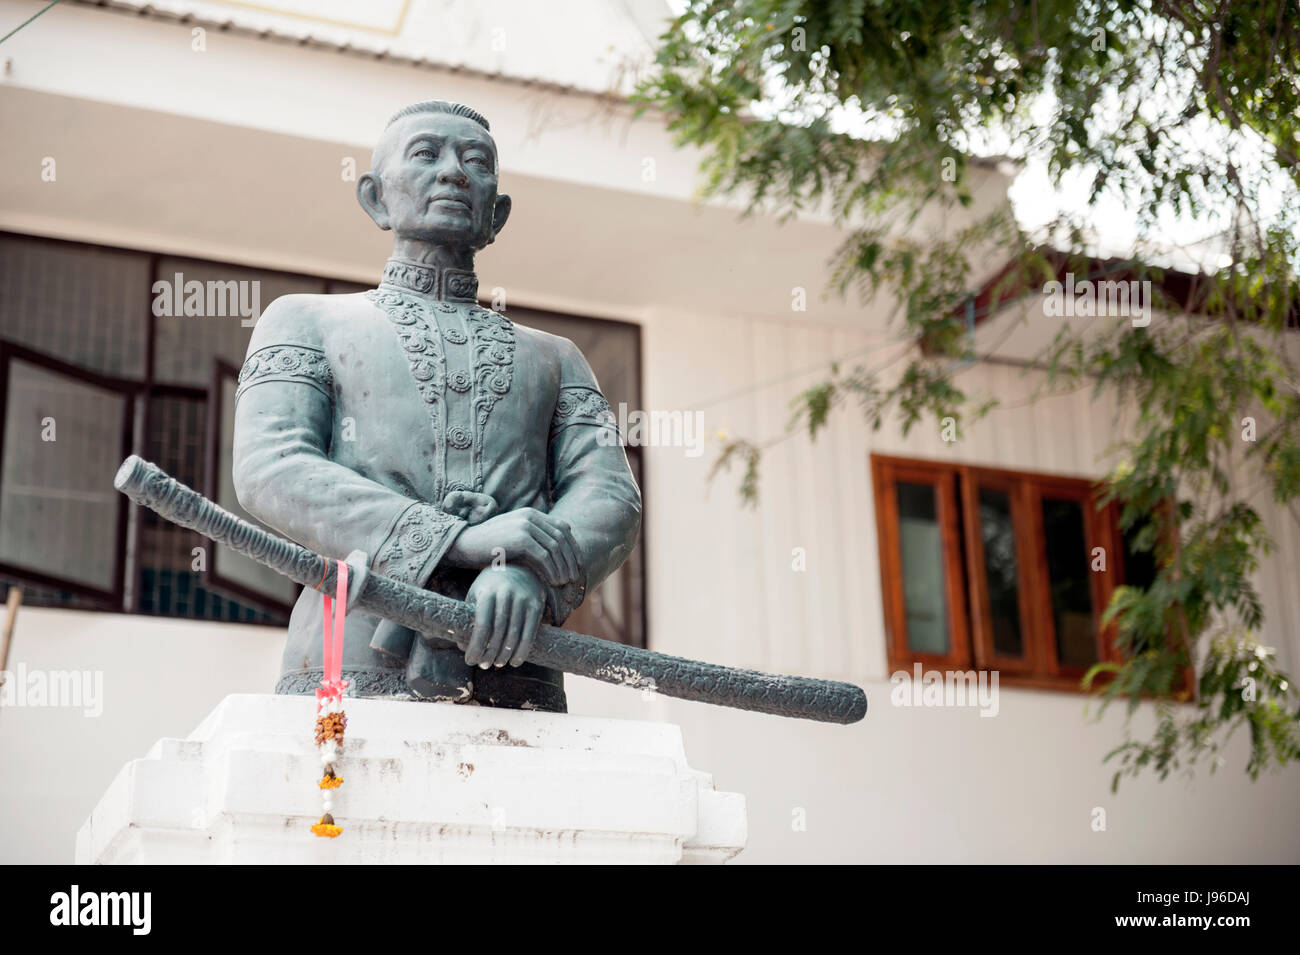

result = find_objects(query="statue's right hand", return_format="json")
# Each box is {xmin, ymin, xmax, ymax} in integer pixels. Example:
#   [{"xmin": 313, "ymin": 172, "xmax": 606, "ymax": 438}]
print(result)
[{"xmin": 446, "ymin": 507, "xmax": 580, "ymax": 586}]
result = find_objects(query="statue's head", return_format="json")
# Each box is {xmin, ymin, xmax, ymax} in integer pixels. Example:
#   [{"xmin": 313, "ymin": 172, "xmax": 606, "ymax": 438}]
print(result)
[{"xmin": 358, "ymin": 101, "xmax": 511, "ymax": 252}]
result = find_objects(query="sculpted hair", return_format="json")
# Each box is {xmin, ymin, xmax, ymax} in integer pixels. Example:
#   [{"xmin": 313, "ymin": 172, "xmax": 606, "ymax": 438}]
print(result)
[{"xmin": 385, "ymin": 100, "xmax": 490, "ymax": 132}]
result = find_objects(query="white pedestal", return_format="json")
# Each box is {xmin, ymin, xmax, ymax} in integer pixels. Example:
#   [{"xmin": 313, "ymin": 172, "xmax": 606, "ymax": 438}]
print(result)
[{"xmin": 76, "ymin": 693, "xmax": 746, "ymax": 864}]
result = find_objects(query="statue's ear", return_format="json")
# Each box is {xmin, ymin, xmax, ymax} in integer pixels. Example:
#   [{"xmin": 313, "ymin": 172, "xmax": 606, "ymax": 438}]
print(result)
[
  {"xmin": 357, "ymin": 172, "xmax": 391, "ymax": 231},
  {"xmin": 488, "ymin": 194, "xmax": 511, "ymax": 243}
]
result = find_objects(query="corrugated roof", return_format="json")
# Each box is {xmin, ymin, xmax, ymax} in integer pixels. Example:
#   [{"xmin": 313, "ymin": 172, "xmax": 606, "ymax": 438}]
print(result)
[
  {"xmin": 70, "ymin": 0, "xmax": 671, "ymax": 97},
  {"xmin": 62, "ymin": 0, "xmax": 1009, "ymax": 172}
]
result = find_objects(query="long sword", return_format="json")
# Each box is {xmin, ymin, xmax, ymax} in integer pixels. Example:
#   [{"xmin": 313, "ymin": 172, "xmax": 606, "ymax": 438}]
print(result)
[{"xmin": 114, "ymin": 455, "xmax": 867, "ymax": 724}]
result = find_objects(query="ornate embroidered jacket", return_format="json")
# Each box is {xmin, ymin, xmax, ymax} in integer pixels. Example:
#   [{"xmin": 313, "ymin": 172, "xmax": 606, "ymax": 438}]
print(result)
[{"xmin": 231, "ymin": 260, "xmax": 642, "ymax": 702}]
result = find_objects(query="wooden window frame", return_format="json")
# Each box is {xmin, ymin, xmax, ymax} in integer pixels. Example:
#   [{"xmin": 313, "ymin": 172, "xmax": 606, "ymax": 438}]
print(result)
[
  {"xmin": 960, "ymin": 467, "xmax": 1040, "ymax": 677},
  {"xmin": 873, "ymin": 453, "xmax": 1190, "ymax": 696},
  {"xmin": 1026, "ymin": 475, "xmax": 1115, "ymax": 685},
  {"xmin": 872, "ymin": 457, "xmax": 972, "ymax": 673}
]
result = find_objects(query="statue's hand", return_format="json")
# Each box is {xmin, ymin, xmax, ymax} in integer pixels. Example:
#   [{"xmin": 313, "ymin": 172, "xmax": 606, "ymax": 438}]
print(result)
[
  {"xmin": 464, "ymin": 565, "xmax": 545, "ymax": 668},
  {"xmin": 441, "ymin": 490, "xmax": 498, "ymax": 525},
  {"xmin": 445, "ymin": 507, "xmax": 581, "ymax": 586}
]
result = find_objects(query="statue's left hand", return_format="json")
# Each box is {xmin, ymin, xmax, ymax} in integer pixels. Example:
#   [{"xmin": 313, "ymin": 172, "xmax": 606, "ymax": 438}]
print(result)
[{"xmin": 463, "ymin": 564, "xmax": 545, "ymax": 669}]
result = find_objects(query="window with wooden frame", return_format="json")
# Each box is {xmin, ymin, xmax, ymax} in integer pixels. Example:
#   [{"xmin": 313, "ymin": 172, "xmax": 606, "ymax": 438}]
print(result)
[{"xmin": 872, "ymin": 454, "xmax": 1179, "ymax": 693}]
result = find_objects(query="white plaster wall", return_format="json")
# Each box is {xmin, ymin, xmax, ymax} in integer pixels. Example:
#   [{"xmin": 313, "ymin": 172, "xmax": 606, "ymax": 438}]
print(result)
[
  {"xmin": 0, "ymin": 0, "xmax": 1012, "ymax": 327},
  {"xmin": 0, "ymin": 608, "xmax": 283, "ymax": 864},
  {"xmin": 4, "ymin": 603, "xmax": 1298, "ymax": 864},
  {"xmin": 639, "ymin": 308, "xmax": 1300, "ymax": 680},
  {"xmin": 4, "ymin": 332, "xmax": 1297, "ymax": 864}
]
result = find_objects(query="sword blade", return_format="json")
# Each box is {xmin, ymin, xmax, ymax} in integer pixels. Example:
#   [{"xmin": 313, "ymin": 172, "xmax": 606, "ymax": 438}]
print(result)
[{"xmin": 114, "ymin": 455, "xmax": 867, "ymax": 724}]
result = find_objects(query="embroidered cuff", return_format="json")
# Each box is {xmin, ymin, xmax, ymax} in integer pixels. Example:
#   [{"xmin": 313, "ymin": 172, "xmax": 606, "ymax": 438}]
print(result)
[
  {"xmin": 372, "ymin": 502, "xmax": 467, "ymax": 586},
  {"xmin": 551, "ymin": 386, "xmax": 618, "ymax": 437},
  {"xmin": 236, "ymin": 345, "xmax": 333, "ymax": 401}
]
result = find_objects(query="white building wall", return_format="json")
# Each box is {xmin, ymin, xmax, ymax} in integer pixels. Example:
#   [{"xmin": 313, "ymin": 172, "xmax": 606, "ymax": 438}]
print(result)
[{"xmin": 5, "ymin": 311, "xmax": 1297, "ymax": 864}]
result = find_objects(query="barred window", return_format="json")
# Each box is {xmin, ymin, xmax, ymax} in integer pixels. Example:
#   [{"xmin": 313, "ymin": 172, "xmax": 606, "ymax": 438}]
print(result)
[{"xmin": 0, "ymin": 233, "xmax": 646, "ymax": 648}]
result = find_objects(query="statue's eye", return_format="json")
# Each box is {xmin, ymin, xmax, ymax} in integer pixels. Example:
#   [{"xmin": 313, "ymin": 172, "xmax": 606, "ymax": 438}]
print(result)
[
  {"xmin": 413, "ymin": 147, "xmax": 437, "ymax": 161},
  {"xmin": 465, "ymin": 154, "xmax": 489, "ymax": 168}
]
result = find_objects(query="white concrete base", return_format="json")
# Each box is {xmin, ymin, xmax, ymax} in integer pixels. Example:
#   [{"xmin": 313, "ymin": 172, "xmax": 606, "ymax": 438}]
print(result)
[{"xmin": 76, "ymin": 693, "xmax": 746, "ymax": 864}]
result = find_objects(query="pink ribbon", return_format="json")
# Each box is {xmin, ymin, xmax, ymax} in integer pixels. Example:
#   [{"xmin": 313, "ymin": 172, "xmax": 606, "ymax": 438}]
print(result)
[{"xmin": 317, "ymin": 560, "xmax": 349, "ymax": 709}]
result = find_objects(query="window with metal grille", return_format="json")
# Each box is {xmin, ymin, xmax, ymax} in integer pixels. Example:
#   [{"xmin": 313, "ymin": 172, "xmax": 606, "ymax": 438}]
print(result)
[{"xmin": 0, "ymin": 232, "xmax": 646, "ymax": 648}]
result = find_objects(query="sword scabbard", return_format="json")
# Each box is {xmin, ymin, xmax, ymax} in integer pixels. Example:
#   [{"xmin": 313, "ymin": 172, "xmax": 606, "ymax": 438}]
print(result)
[{"xmin": 114, "ymin": 455, "xmax": 868, "ymax": 724}]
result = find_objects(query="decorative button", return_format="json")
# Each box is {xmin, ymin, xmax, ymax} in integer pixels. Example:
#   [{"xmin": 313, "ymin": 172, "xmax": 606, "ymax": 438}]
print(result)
[
  {"xmin": 442, "ymin": 327, "xmax": 468, "ymax": 345},
  {"xmin": 448, "ymin": 426, "xmax": 472, "ymax": 450},
  {"xmin": 386, "ymin": 303, "xmax": 419, "ymax": 325},
  {"xmin": 398, "ymin": 331, "xmax": 427, "ymax": 354},
  {"xmin": 448, "ymin": 370, "xmax": 471, "ymax": 393},
  {"xmin": 402, "ymin": 526, "xmax": 433, "ymax": 550}
]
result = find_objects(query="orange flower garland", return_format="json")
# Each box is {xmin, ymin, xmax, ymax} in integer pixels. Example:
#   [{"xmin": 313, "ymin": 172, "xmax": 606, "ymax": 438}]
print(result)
[{"xmin": 312, "ymin": 560, "xmax": 350, "ymax": 838}]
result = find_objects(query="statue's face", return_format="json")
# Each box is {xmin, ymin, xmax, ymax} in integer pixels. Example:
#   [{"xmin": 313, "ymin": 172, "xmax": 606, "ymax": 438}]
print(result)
[{"xmin": 361, "ymin": 111, "xmax": 508, "ymax": 250}]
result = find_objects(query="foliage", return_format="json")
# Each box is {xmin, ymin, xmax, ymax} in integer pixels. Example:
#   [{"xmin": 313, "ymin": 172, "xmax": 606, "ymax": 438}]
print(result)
[{"xmin": 635, "ymin": 0, "xmax": 1300, "ymax": 784}]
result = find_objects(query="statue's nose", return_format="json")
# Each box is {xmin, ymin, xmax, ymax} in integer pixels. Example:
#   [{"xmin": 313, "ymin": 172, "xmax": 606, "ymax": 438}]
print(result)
[{"xmin": 438, "ymin": 165, "xmax": 469, "ymax": 187}]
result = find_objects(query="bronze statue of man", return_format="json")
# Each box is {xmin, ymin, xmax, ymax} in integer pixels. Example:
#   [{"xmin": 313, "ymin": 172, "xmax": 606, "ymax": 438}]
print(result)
[{"xmin": 231, "ymin": 101, "xmax": 642, "ymax": 712}]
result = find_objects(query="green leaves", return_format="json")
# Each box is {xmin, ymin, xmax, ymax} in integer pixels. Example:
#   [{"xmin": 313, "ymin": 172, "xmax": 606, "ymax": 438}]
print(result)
[
  {"xmin": 640, "ymin": 0, "xmax": 1300, "ymax": 784},
  {"xmin": 708, "ymin": 438, "xmax": 764, "ymax": 508},
  {"xmin": 1103, "ymin": 634, "xmax": 1300, "ymax": 787}
]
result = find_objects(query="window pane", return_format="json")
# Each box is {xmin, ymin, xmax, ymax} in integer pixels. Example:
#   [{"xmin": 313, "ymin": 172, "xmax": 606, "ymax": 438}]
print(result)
[
  {"xmin": 1120, "ymin": 519, "xmax": 1159, "ymax": 590},
  {"xmin": 978, "ymin": 487, "xmax": 1023, "ymax": 657},
  {"xmin": 137, "ymin": 394, "xmax": 283, "ymax": 624},
  {"xmin": 1041, "ymin": 497, "xmax": 1096, "ymax": 667},
  {"xmin": 152, "ymin": 257, "xmax": 325, "ymax": 387},
  {"xmin": 0, "ymin": 235, "xmax": 150, "ymax": 378},
  {"xmin": 0, "ymin": 359, "xmax": 124, "ymax": 591},
  {"xmin": 897, "ymin": 482, "xmax": 949, "ymax": 654}
]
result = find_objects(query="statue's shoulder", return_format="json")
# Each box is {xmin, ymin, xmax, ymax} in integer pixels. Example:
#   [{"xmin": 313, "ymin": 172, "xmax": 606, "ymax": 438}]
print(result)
[
  {"xmin": 248, "ymin": 291, "xmax": 372, "ymax": 350},
  {"xmin": 509, "ymin": 321, "xmax": 600, "ymax": 388},
  {"xmin": 510, "ymin": 321, "xmax": 582, "ymax": 364}
]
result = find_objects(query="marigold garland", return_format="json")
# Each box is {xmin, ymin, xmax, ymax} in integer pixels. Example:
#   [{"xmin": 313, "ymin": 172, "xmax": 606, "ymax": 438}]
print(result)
[
  {"xmin": 312, "ymin": 560, "xmax": 349, "ymax": 838},
  {"xmin": 313, "ymin": 695, "xmax": 347, "ymax": 838},
  {"xmin": 311, "ymin": 818, "xmax": 343, "ymax": 839}
]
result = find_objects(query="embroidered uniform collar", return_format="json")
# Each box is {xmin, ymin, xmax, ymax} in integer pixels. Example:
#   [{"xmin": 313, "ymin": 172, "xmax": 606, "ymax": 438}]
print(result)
[{"xmin": 379, "ymin": 257, "xmax": 479, "ymax": 302}]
